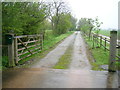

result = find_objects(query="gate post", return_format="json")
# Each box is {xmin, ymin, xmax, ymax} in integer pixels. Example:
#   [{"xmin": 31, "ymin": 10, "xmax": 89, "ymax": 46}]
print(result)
[
  {"xmin": 108, "ymin": 31, "xmax": 117, "ymax": 72},
  {"xmin": 6, "ymin": 33, "xmax": 15, "ymax": 67},
  {"xmin": 14, "ymin": 37, "xmax": 18, "ymax": 64}
]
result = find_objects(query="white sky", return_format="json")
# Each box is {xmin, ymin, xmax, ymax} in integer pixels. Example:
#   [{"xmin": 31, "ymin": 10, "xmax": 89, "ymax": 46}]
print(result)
[{"xmin": 66, "ymin": 0, "xmax": 119, "ymax": 30}]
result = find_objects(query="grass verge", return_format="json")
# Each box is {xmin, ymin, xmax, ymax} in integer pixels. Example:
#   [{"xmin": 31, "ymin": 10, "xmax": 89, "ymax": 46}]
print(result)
[
  {"xmin": 84, "ymin": 36, "xmax": 109, "ymax": 70},
  {"xmin": 53, "ymin": 43, "xmax": 73, "ymax": 69},
  {"xmin": 85, "ymin": 35, "xmax": 120, "ymax": 70}
]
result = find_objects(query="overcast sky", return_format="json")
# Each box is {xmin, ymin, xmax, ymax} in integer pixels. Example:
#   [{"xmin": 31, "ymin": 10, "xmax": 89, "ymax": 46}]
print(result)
[{"xmin": 66, "ymin": 0, "xmax": 119, "ymax": 30}]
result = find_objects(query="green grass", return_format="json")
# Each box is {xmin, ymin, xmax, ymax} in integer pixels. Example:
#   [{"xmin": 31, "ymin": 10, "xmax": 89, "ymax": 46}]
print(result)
[
  {"xmin": 43, "ymin": 30, "xmax": 74, "ymax": 51},
  {"xmin": 99, "ymin": 30, "xmax": 110, "ymax": 36},
  {"xmin": 53, "ymin": 44, "xmax": 73, "ymax": 69},
  {"xmin": 94, "ymin": 30, "xmax": 110, "ymax": 37},
  {"xmin": 85, "ymin": 36, "xmax": 109, "ymax": 70},
  {"xmin": 85, "ymin": 35, "xmax": 120, "ymax": 70}
]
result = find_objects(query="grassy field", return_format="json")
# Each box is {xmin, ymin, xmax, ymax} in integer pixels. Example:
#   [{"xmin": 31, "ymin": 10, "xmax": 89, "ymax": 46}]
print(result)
[
  {"xmin": 93, "ymin": 30, "xmax": 110, "ymax": 37},
  {"xmin": 99, "ymin": 30, "xmax": 110, "ymax": 36},
  {"xmin": 2, "ymin": 30, "xmax": 74, "ymax": 69}
]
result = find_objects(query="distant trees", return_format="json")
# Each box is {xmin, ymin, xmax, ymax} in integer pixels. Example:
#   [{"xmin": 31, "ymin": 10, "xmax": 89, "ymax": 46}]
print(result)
[
  {"xmin": 52, "ymin": 13, "xmax": 71, "ymax": 34},
  {"xmin": 47, "ymin": 1, "xmax": 77, "ymax": 35},
  {"xmin": 77, "ymin": 17, "xmax": 103, "ymax": 38},
  {"xmin": 2, "ymin": 1, "xmax": 77, "ymax": 36},
  {"xmin": 69, "ymin": 15, "xmax": 77, "ymax": 31}
]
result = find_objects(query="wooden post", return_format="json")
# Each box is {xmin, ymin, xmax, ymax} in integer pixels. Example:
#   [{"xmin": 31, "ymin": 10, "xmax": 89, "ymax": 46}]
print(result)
[
  {"xmin": 40, "ymin": 34, "xmax": 43, "ymax": 50},
  {"xmin": 91, "ymin": 34, "xmax": 93, "ymax": 41},
  {"xmin": 105, "ymin": 38, "xmax": 107, "ymax": 51},
  {"xmin": 41, "ymin": 34, "xmax": 43, "ymax": 50},
  {"xmin": 108, "ymin": 31, "xmax": 117, "ymax": 72},
  {"xmin": 6, "ymin": 34, "xmax": 15, "ymax": 67},
  {"xmin": 14, "ymin": 38, "xmax": 18, "ymax": 64},
  {"xmin": 100, "ymin": 36, "xmax": 102, "ymax": 47},
  {"xmin": 96, "ymin": 35, "xmax": 99, "ymax": 46},
  {"xmin": 92, "ymin": 35, "xmax": 95, "ymax": 48},
  {"xmin": 118, "ymin": 29, "xmax": 120, "ymax": 71}
]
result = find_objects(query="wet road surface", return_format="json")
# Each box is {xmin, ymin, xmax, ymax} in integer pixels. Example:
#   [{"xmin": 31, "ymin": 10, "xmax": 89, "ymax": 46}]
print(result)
[
  {"xmin": 69, "ymin": 32, "xmax": 91, "ymax": 70},
  {"xmin": 2, "ymin": 31, "xmax": 119, "ymax": 88},
  {"xmin": 2, "ymin": 68, "xmax": 118, "ymax": 88}
]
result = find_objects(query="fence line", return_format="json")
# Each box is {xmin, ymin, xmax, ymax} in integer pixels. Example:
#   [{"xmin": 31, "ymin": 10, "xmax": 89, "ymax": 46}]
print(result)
[{"xmin": 83, "ymin": 32, "xmax": 120, "ymax": 61}]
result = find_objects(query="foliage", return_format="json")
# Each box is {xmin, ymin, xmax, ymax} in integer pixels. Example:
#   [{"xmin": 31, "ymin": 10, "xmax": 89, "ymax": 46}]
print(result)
[
  {"xmin": 47, "ymin": 1, "xmax": 77, "ymax": 35},
  {"xmin": 2, "ymin": 1, "xmax": 77, "ymax": 36},
  {"xmin": 93, "ymin": 17, "xmax": 103, "ymax": 34},
  {"xmin": 52, "ymin": 13, "xmax": 73, "ymax": 35},
  {"xmin": 77, "ymin": 17, "xmax": 103, "ymax": 38},
  {"xmin": 2, "ymin": 2, "xmax": 49, "ymax": 35}
]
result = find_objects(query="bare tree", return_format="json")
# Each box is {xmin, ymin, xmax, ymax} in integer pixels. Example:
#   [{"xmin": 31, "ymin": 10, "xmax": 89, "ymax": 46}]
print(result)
[{"xmin": 46, "ymin": 0, "xmax": 70, "ymax": 34}]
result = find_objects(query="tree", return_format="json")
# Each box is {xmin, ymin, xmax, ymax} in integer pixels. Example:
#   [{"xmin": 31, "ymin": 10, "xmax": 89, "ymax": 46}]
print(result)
[
  {"xmin": 53, "ymin": 13, "xmax": 72, "ymax": 34},
  {"xmin": 93, "ymin": 17, "xmax": 103, "ymax": 35},
  {"xmin": 77, "ymin": 17, "xmax": 103, "ymax": 38},
  {"xmin": 46, "ymin": 0, "xmax": 70, "ymax": 35},
  {"xmin": 2, "ymin": 2, "xmax": 49, "ymax": 35}
]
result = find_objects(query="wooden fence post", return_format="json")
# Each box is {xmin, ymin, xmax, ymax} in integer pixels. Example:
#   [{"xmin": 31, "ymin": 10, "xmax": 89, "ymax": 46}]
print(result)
[
  {"xmin": 92, "ymin": 35, "xmax": 95, "ymax": 48},
  {"xmin": 108, "ymin": 31, "xmax": 117, "ymax": 72},
  {"xmin": 105, "ymin": 38, "xmax": 107, "ymax": 51},
  {"xmin": 6, "ymin": 34, "xmax": 15, "ymax": 67},
  {"xmin": 40, "ymin": 33, "xmax": 43, "ymax": 50},
  {"xmin": 14, "ymin": 38, "xmax": 18, "ymax": 64},
  {"xmin": 100, "ymin": 36, "xmax": 102, "ymax": 47}
]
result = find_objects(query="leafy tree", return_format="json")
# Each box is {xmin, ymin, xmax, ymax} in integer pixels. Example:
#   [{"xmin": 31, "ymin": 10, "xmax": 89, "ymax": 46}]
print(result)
[
  {"xmin": 93, "ymin": 17, "xmax": 103, "ymax": 35},
  {"xmin": 46, "ymin": 1, "xmax": 71, "ymax": 35},
  {"xmin": 2, "ymin": 1, "xmax": 77, "ymax": 36},
  {"xmin": 2, "ymin": 2, "xmax": 49, "ymax": 35},
  {"xmin": 52, "ymin": 13, "xmax": 72, "ymax": 35},
  {"xmin": 77, "ymin": 17, "xmax": 103, "ymax": 38}
]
